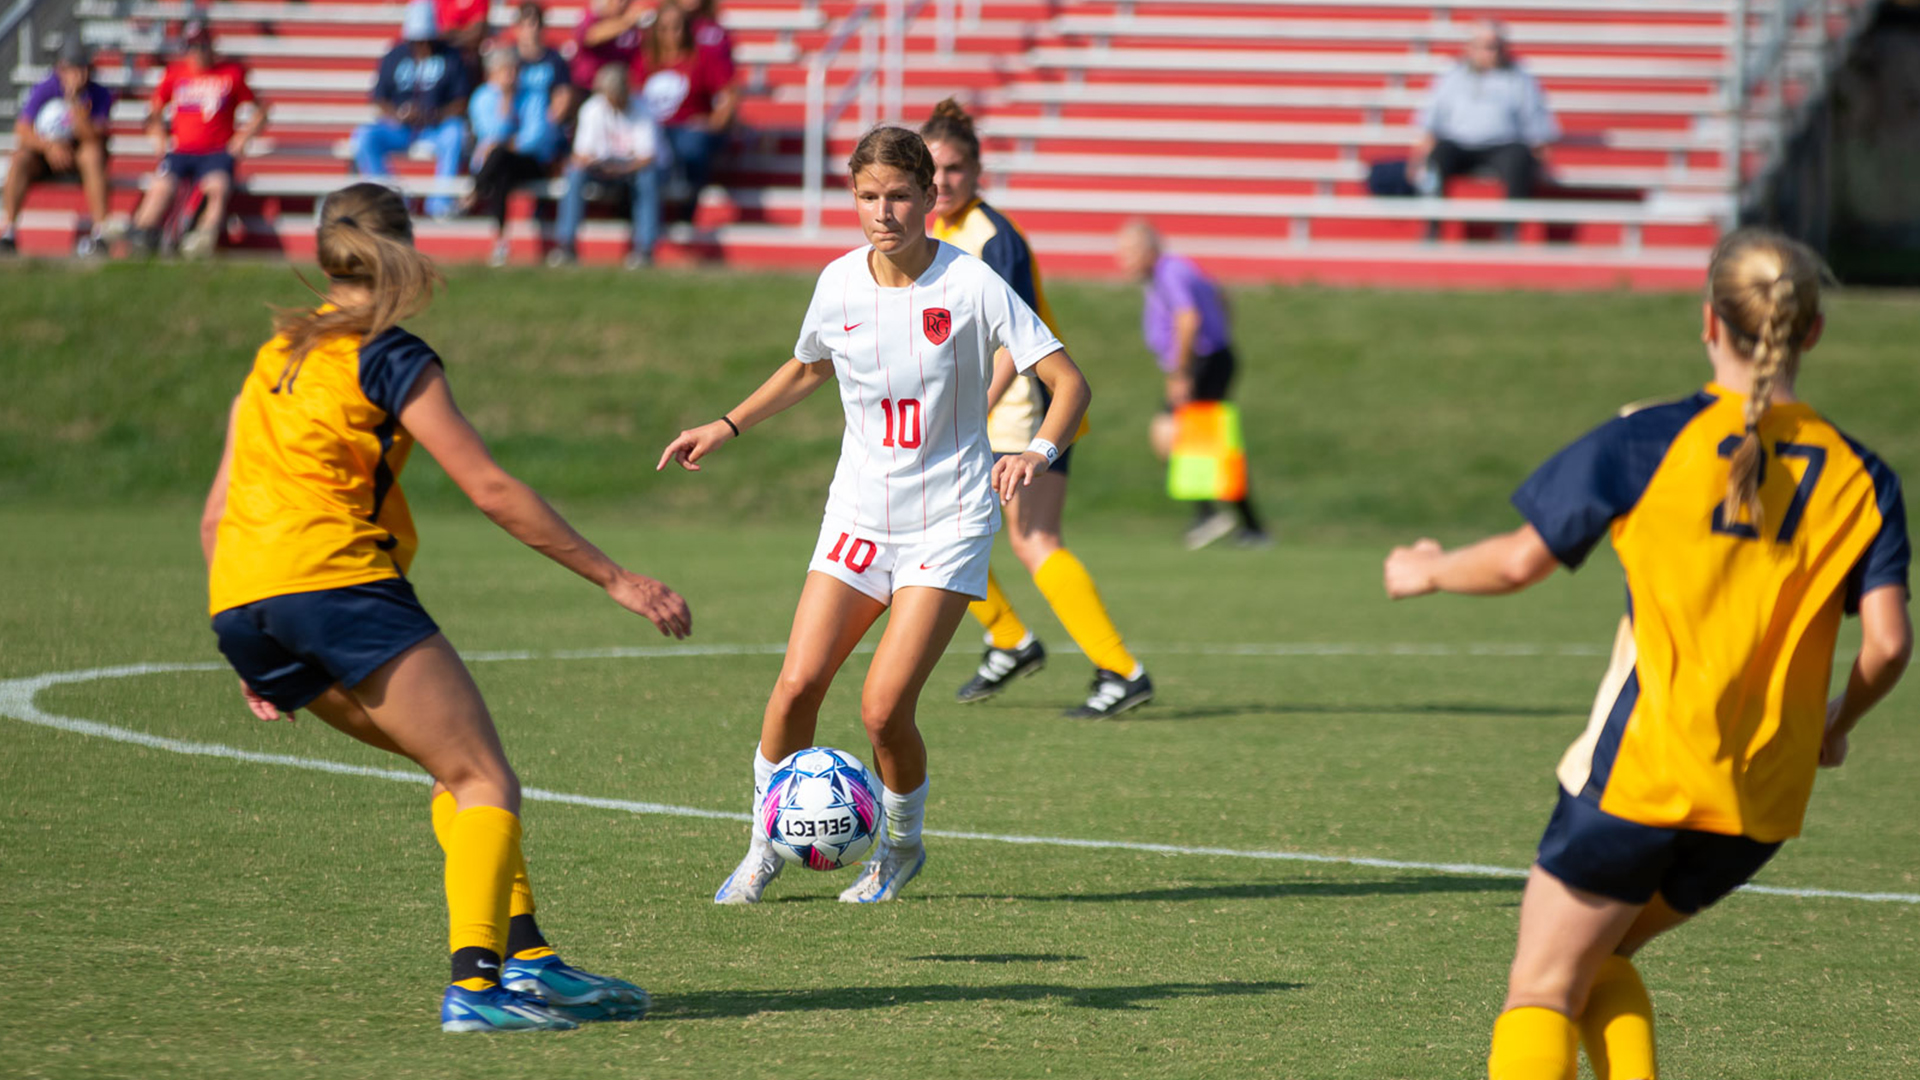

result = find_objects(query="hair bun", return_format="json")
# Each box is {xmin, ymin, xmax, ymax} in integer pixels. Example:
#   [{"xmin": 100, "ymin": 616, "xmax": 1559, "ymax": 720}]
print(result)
[{"xmin": 930, "ymin": 97, "xmax": 974, "ymax": 135}]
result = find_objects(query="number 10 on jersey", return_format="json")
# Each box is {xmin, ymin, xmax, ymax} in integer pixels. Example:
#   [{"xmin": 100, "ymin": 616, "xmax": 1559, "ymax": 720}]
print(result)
[{"xmin": 880, "ymin": 398, "xmax": 922, "ymax": 449}]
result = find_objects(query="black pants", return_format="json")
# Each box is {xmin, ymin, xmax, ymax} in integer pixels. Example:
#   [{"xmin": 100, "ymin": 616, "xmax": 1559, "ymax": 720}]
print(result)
[
  {"xmin": 471, "ymin": 147, "xmax": 549, "ymax": 231},
  {"xmin": 1428, "ymin": 139, "xmax": 1540, "ymax": 199},
  {"xmin": 1182, "ymin": 347, "xmax": 1264, "ymax": 534}
]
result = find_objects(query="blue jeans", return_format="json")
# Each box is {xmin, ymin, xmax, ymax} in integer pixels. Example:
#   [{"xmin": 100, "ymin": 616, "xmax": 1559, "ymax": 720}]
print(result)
[
  {"xmin": 351, "ymin": 117, "xmax": 467, "ymax": 216},
  {"xmin": 553, "ymin": 160, "xmax": 660, "ymax": 257},
  {"xmin": 664, "ymin": 125, "xmax": 724, "ymax": 220}
]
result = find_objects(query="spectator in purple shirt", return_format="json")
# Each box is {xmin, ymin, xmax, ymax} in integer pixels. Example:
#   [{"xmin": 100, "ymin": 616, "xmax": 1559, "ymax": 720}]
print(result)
[
  {"xmin": 1117, "ymin": 219, "xmax": 1268, "ymax": 550},
  {"xmin": 2, "ymin": 41, "xmax": 114, "ymax": 256}
]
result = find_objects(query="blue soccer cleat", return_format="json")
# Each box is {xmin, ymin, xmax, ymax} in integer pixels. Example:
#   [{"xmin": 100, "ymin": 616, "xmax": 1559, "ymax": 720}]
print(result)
[
  {"xmin": 502, "ymin": 954, "xmax": 650, "ymax": 1022},
  {"xmin": 440, "ymin": 983, "xmax": 579, "ymax": 1033}
]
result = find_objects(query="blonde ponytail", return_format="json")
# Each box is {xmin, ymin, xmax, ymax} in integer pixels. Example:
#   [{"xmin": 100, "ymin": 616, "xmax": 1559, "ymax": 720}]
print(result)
[
  {"xmin": 1705, "ymin": 228, "xmax": 1825, "ymax": 531},
  {"xmin": 272, "ymin": 182, "xmax": 442, "ymax": 366}
]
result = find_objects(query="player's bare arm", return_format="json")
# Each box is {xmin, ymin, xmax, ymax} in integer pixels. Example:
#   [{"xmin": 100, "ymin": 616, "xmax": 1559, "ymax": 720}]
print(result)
[
  {"xmin": 1383, "ymin": 525, "xmax": 1558, "ymax": 599},
  {"xmin": 1822, "ymin": 584, "xmax": 1913, "ymax": 766},
  {"xmin": 991, "ymin": 349, "xmax": 1090, "ymax": 502},
  {"xmin": 984, "ymin": 347, "xmax": 1016, "ymax": 410},
  {"xmin": 402, "ymin": 365, "xmax": 691, "ymax": 638},
  {"xmin": 657, "ymin": 357, "xmax": 834, "ymax": 472}
]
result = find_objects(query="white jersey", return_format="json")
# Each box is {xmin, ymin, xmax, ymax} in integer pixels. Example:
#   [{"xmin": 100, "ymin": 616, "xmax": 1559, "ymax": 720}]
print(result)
[{"xmin": 793, "ymin": 241, "xmax": 1064, "ymax": 542}]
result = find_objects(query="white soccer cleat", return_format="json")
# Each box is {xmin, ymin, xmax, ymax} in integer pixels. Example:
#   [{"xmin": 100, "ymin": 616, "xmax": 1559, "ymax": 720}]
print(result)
[
  {"xmin": 713, "ymin": 841, "xmax": 785, "ymax": 905},
  {"xmin": 838, "ymin": 841, "xmax": 925, "ymax": 903}
]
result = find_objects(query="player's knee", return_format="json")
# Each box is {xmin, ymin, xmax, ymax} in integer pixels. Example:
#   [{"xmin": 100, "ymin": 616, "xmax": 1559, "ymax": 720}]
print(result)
[
  {"xmin": 76, "ymin": 141, "xmax": 106, "ymax": 167},
  {"xmin": 1009, "ymin": 532, "xmax": 1059, "ymax": 573},
  {"xmin": 1503, "ymin": 968, "xmax": 1584, "ymax": 1016},
  {"xmin": 769, "ymin": 671, "xmax": 830, "ymax": 714},
  {"xmin": 858, "ymin": 697, "xmax": 910, "ymax": 741},
  {"xmin": 442, "ymin": 757, "xmax": 519, "ymax": 811}
]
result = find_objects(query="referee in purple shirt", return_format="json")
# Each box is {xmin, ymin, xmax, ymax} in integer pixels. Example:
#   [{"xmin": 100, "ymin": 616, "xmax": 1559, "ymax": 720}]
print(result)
[{"xmin": 1117, "ymin": 220, "xmax": 1268, "ymax": 550}]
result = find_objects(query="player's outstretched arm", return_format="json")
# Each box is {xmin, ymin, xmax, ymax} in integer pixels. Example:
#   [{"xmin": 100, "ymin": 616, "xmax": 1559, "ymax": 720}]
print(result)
[
  {"xmin": 1383, "ymin": 525, "xmax": 1559, "ymax": 599},
  {"xmin": 200, "ymin": 397, "xmax": 243, "ymax": 568},
  {"xmin": 657, "ymin": 357, "xmax": 834, "ymax": 472},
  {"xmin": 1822, "ymin": 585, "xmax": 1912, "ymax": 767},
  {"xmin": 991, "ymin": 349, "xmax": 1089, "ymax": 502},
  {"xmin": 400, "ymin": 365, "xmax": 692, "ymax": 638}
]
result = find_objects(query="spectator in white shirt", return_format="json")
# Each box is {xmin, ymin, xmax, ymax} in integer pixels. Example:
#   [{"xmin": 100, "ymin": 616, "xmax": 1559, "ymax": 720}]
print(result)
[
  {"xmin": 549, "ymin": 64, "xmax": 664, "ymax": 268},
  {"xmin": 1408, "ymin": 22, "xmax": 1559, "ymax": 201}
]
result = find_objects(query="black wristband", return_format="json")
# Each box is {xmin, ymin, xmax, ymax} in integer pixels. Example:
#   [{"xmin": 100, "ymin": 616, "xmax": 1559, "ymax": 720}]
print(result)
[{"xmin": 720, "ymin": 415, "xmax": 741, "ymax": 437}]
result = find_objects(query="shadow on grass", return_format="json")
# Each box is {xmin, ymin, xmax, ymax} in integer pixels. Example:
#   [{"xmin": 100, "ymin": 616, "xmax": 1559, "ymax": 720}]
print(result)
[
  {"xmin": 908, "ymin": 953, "xmax": 1086, "ymax": 964},
  {"xmin": 929, "ymin": 875, "xmax": 1523, "ymax": 904},
  {"xmin": 654, "ymin": 979, "xmax": 1304, "ymax": 1018},
  {"xmin": 1134, "ymin": 702, "xmax": 1581, "ymax": 721}
]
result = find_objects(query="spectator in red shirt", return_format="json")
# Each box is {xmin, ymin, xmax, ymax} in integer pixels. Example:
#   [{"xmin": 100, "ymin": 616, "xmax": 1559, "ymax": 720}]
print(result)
[
  {"xmin": 634, "ymin": 1, "xmax": 735, "ymax": 223},
  {"xmin": 435, "ymin": 0, "xmax": 490, "ymax": 89},
  {"xmin": 570, "ymin": 0, "xmax": 644, "ymax": 91},
  {"xmin": 130, "ymin": 19, "xmax": 269, "ymax": 258}
]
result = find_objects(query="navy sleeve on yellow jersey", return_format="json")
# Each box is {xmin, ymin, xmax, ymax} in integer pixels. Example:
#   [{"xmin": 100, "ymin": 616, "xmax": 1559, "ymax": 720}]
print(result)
[
  {"xmin": 359, "ymin": 328, "xmax": 444, "ymax": 417},
  {"xmin": 976, "ymin": 205, "xmax": 1041, "ymax": 313},
  {"xmin": 1511, "ymin": 393, "xmax": 1714, "ymax": 568},
  {"xmin": 1841, "ymin": 437, "xmax": 1910, "ymax": 611}
]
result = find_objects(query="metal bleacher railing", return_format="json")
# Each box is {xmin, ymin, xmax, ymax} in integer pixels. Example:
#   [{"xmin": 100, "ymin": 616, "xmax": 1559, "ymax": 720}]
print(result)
[{"xmin": 799, "ymin": 0, "xmax": 971, "ymax": 236}]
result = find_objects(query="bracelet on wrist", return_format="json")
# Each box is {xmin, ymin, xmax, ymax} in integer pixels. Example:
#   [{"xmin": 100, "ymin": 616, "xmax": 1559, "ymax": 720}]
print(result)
[
  {"xmin": 1027, "ymin": 438, "xmax": 1060, "ymax": 465},
  {"xmin": 719, "ymin": 415, "xmax": 740, "ymax": 437}
]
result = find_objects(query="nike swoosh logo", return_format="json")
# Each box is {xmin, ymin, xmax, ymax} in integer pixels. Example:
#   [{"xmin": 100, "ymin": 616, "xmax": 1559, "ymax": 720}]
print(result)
[
  {"xmin": 918, "ymin": 563, "xmax": 940, "ymax": 571},
  {"xmin": 843, "ymin": 323, "xmax": 862, "ymax": 331},
  {"xmin": 477, "ymin": 960, "xmax": 499, "ymax": 970}
]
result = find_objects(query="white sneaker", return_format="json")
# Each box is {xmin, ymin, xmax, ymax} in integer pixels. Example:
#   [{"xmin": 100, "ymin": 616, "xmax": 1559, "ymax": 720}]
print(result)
[
  {"xmin": 180, "ymin": 225, "xmax": 217, "ymax": 259},
  {"xmin": 838, "ymin": 840, "xmax": 925, "ymax": 904},
  {"xmin": 713, "ymin": 841, "xmax": 784, "ymax": 905},
  {"xmin": 1184, "ymin": 510, "xmax": 1238, "ymax": 551},
  {"xmin": 489, "ymin": 239, "xmax": 511, "ymax": 268}
]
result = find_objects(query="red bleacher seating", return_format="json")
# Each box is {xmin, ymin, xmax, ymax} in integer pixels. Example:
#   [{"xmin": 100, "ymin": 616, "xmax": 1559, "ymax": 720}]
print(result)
[{"xmin": 1, "ymin": 0, "xmax": 1863, "ymax": 285}]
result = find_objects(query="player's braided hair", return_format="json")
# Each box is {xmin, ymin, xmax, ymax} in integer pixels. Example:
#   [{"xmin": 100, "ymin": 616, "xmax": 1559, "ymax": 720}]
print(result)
[
  {"xmin": 273, "ymin": 182, "xmax": 442, "ymax": 366},
  {"xmin": 847, "ymin": 125, "xmax": 934, "ymax": 192},
  {"xmin": 919, "ymin": 97, "xmax": 980, "ymax": 165},
  {"xmin": 1706, "ymin": 227, "xmax": 1825, "ymax": 531}
]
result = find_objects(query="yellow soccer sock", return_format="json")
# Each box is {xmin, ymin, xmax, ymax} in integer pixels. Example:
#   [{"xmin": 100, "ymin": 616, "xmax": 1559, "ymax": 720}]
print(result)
[
  {"xmin": 1581, "ymin": 956, "xmax": 1658, "ymax": 1079},
  {"xmin": 1033, "ymin": 549, "xmax": 1139, "ymax": 677},
  {"xmin": 434, "ymin": 791, "xmax": 549, "ymax": 958},
  {"xmin": 1489, "ymin": 1006, "xmax": 1578, "ymax": 1080},
  {"xmin": 968, "ymin": 570, "xmax": 1030, "ymax": 650},
  {"xmin": 444, "ymin": 804, "xmax": 520, "ymax": 987}
]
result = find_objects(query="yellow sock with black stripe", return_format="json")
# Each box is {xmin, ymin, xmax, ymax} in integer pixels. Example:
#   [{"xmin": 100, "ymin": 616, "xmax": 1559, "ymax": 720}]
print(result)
[
  {"xmin": 1489, "ymin": 1006, "xmax": 1578, "ymax": 1080},
  {"xmin": 433, "ymin": 792, "xmax": 553, "ymax": 962},
  {"xmin": 1033, "ymin": 549, "xmax": 1139, "ymax": 677},
  {"xmin": 442, "ymin": 803, "xmax": 520, "ymax": 989},
  {"xmin": 968, "ymin": 570, "xmax": 1030, "ymax": 650},
  {"xmin": 1581, "ymin": 956, "xmax": 1657, "ymax": 1079}
]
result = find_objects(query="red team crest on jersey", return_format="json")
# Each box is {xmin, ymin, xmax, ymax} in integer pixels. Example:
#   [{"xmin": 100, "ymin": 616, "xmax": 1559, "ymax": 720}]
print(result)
[{"xmin": 922, "ymin": 308, "xmax": 952, "ymax": 346}]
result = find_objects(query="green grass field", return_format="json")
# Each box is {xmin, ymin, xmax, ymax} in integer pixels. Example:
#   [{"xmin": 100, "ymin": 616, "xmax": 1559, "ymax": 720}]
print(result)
[{"xmin": 3, "ymin": 265, "xmax": 1917, "ymax": 1079}]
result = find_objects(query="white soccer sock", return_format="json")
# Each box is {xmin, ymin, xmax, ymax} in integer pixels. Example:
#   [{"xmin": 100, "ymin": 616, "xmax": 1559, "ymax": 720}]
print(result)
[
  {"xmin": 882, "ymin": 779, "xmax": 929, "ymax": 848},
  {"xmin": 748, "ymin": 734, "xmax": 779, "ymax": 837}
]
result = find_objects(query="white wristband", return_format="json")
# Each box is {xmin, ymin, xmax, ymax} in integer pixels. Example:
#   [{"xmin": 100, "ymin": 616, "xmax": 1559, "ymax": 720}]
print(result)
[{"xmin": 1027, "ymin": 438, "xmax": 1060, "ymax": 465}]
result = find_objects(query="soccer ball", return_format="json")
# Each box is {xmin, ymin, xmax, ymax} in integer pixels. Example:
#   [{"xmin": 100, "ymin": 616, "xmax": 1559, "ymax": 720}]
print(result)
[
  {"xmin": 33, "ymin": 98, "xmax": 74, "ymax": 141},
  {"xmin": 760, "ymin": 747, "xmax": 882, "ymax": 871}
]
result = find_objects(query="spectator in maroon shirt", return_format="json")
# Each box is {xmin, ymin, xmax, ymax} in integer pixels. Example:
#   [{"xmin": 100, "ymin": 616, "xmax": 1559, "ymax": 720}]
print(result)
[
  {"xmin": 634, "ymin": 1, "xmax": 736, "ymax": 223},
  {"xmin": 570, "ymin": 0, "xmax": 645, "ymax": 90},
  {"xmin": 671, "ymin": 0, "xmax": 735, "ymax": 82}
]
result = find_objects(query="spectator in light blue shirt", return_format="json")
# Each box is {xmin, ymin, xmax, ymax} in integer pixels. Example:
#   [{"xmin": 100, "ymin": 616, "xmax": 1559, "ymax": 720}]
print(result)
[
  {"xmin": 462, "ymin": 48, "xmax": 563, "ymax": 265},
  {"xmin": 1409, "ymin": 22, "xmax": 1559, "ymax": 201}
]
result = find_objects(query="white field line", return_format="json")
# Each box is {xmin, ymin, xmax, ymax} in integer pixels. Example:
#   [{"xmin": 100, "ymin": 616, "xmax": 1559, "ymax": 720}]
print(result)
[{"xmin": 2, "ymin": 651, "xmax": 1913, "ymax": 906}]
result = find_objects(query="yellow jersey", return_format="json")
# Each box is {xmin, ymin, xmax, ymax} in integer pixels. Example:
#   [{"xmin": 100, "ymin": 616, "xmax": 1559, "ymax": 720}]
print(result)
[
  {"xmin": 1516, "ymin": 383, "xmax": 1908, "ymax": 843},
  {"xmin": 209, "ymin": 319, "xmax": 442, "ymax": 616},
  {"xmin": 929, "ymin": 198, "xmax": 1086, "ymax": 451}
]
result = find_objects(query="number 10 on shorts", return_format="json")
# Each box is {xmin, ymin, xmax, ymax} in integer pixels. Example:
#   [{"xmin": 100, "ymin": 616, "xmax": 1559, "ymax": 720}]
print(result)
[{"xmin": 827, "ymin": 532, "xmax": 878, "ymax": 573}]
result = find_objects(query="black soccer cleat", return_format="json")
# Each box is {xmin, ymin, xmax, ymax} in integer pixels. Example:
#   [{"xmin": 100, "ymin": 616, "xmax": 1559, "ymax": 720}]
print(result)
[
  {"xmin": 1065, "ymin": 668, "xmax": 1155, "ymax": 720},
  {"xmin": 954, "ymin": 638, "xmax": 1048, "ymax": 703}
]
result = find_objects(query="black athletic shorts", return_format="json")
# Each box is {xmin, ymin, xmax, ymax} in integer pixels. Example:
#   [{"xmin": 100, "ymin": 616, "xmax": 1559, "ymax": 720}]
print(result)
[
  {"xmin": 212, "ymin": 578, "xmax": 440, "ymax": 711},
  {"xmin": 1535, "ymin": 787, "xmax": 1782, "ymax": 914},
  {"xmin": 1161, "ymin": 346, "xmax": 1239, "ymax": 411}
]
